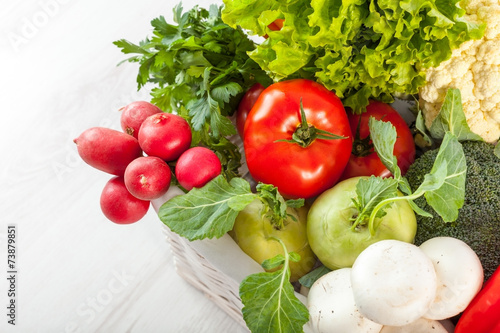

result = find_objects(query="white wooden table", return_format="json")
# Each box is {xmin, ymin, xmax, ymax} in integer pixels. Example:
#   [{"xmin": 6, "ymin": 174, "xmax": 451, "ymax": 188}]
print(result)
[{"xmin": 0, "ymin": 0, "xmax": 247, "ymax": 331}]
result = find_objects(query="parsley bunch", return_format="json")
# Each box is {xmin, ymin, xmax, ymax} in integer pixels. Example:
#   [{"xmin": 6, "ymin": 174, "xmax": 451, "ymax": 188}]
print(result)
[{"xmin": 114, "ymin": 3, "xmax": 271, "ymax": 180}]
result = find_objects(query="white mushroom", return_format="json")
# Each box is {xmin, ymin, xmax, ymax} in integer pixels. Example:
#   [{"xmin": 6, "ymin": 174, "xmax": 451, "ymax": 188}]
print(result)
[
  {"xmin": 419, "ymin": 236, "xmax": 484, "ymax": 320},
  {"xmin": 307, "ymin": 268, "xmax": 383, "ymax": 333},
  {"xmin": 350, "ymin": 240, "xmax": 438, "ymax": 326},
  {"xmin": 380, "ymin": 317, "xmax": 449, "ymax": 332}
]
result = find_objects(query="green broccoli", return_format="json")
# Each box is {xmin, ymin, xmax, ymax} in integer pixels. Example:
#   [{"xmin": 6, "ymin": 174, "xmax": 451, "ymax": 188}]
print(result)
[{"xmin": 406, "ymin": 140, "xmax": 500, "ymax": 281}]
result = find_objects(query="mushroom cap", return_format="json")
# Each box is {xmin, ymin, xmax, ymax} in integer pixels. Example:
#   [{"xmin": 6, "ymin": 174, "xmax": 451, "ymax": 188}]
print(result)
[{"xmin": 351, "ymin": 240, "xmax": 437, "ymax": 326}]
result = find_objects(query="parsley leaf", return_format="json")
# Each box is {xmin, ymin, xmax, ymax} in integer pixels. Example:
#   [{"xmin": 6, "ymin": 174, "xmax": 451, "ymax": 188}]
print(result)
[{"xmin": 114, "ymin": 3, "xmax": 271, "ymax": 181}]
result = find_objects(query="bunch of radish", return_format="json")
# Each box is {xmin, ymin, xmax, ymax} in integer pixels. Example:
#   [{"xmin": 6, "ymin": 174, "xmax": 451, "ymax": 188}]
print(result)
[{"xmin": 74, "ymin": 101, "xmax": 222, "ymax": 224}]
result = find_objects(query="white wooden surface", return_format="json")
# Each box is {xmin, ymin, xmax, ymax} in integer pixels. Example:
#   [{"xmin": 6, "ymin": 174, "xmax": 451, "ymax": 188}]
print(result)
[{"xmin": 0, "ymin": 0, "xmax": 248, "ymax": 332}]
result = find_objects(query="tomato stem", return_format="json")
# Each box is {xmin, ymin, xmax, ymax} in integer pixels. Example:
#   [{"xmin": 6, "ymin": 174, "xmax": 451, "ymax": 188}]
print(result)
[
  {"xmin": 352, "ymin": 116, "xmax": 374, "ymax": 157},
  {"xmin": 275, "ymin": 99, "xmax": 347, "ymax": 148}
]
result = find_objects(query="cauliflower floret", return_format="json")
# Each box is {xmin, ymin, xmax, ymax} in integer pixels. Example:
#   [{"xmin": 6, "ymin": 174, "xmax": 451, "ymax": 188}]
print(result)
[{"xmin": 419, "ymin": 0, "xmax": 500, "ymax": 143}]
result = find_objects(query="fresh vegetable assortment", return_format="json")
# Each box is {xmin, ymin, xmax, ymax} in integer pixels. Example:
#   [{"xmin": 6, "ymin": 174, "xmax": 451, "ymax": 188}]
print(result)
[{"xmin": 73, "ymin": 1, "xmax": 500, "ymax": 332}]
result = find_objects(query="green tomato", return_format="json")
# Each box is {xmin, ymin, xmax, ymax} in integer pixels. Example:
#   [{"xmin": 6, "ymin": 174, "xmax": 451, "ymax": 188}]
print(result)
[
  {"xmin": 307, "ymin": 176, "xmax": 417, "ymax": 270},
  {"xmin": 231, "ymin": 199, "xmax": 316, "ymax": 282}
]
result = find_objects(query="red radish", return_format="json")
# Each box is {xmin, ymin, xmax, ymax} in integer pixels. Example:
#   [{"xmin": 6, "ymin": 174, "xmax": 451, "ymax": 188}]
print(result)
[
  {"xmin": 74, "ymin": 127, "xmax": 143, "ymax": 176},
  {"xmin": 100, "ymin": 176, "xmax": 150, "ymax": 224},
  {"xmin": 175, "ymin": 147, "xmax": 222, "ymax": 190},
  {"xmin": 124, "ymin": 156, "xmax": 172, "ymax": 200},
  {"xmin": 138, "ymin": 113, "xmax": 192, "ymax": 161},
  {"xmin": 120, "ymin": 101, "xmax": 162, "ymax": 138}
]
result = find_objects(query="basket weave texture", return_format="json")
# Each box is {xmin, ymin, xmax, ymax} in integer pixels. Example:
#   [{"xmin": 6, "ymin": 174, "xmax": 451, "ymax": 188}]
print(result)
[{"xmin": 162, "ymin": 224, "xmax": 249, "ymax": 330}]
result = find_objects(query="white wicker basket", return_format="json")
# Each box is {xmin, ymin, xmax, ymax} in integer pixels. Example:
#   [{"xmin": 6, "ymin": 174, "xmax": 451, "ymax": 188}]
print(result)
[{"xmin": 161, "ymin": 224, "xmax": 249, "ymax": 329}]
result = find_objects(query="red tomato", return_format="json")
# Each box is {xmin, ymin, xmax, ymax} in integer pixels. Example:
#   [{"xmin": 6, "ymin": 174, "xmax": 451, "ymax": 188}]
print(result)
[
  {"xmin": 455, "ymin": 265, "xmax": 500, "ymax": 333},
  {"xmin": 264, "ymin": 19, "xmax": 284, "ymax": 39},
  {"xmin": 236, "ymin": 83, "xmax": 265, "ymax": 137},
  {"xmin": 268, "ymin": 19, "xmax": 284, "ymax": 31},
  {"xmin": 340, "ymin": 100, "xmax": 415, "ymax": 180},
  {"xmin": 243, "ymin": 79, "xmax": 352, "ymax": 199}
]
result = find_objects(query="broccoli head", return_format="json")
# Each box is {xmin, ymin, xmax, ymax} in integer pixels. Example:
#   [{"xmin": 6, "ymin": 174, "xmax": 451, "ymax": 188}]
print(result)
[{"xmin": 405, "ymin": 140, "xmax": 500, "ymax": 281}]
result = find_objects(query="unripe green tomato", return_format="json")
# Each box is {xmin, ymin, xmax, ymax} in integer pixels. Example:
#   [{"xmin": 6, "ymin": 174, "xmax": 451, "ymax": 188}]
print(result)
[
  {"xmin": 231, "ymin": 199, "xmax": 316, "ymax": 282},
  {"xmin": 307, "ymin": 176, "xmax": 417, "ymax": 270}
]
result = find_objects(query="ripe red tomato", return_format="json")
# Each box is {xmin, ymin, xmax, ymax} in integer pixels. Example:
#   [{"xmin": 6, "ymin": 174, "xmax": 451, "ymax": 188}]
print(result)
[
  {"xmin": 340, "ymin": 100, "xmax": 415, "ymax": 180},
  {"xmin": 236, "ymin": 83, "xmax": 265, "ymax": 137},
  {"xmin": 243, "ymin": 79, "xmax": 352, "ymax": 199},
  {"xmin": 264, "ymin": 19, "xmax": 284, "ymax": 39},
  {"xmin": 268, "ymin": 19, "xmax": 284, "ymax": 31}
]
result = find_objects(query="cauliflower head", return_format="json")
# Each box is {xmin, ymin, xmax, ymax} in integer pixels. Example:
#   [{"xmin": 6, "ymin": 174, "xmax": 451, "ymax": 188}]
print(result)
[{"xmin": 419, "ymin": 0, "xmax": 500, "ymax": 143}]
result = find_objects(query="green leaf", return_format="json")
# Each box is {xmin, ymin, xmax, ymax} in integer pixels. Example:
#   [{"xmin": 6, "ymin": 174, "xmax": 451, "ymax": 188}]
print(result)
[
  {"xmin": 429, "ymin": 88, "xmax": 484, "ymax": 142},
  {"xmin": 211, "ymin": 82, "xmax": 243, "ymax": 104},
  {"xmin": 285, "ymin": 199, "xmax": 305, "ymax": 209},
  {"xmin": 239, "ymin": 240, "xmax": 309, "ymax": 333},
  {"xmin": 423, "ymin": 132, "xmax": 466, "ymax": 222},
  {"xmin": 288, "ymin": 252, "xmax": 301, "ymax": 263},
  {"xmin": 113, "ymin": 39, "xmax": 151, "ymax": 55},
  {"xmin": 415, "ymin": 110, "xmax": 434, "ymax": 146},
  {"xmin": 351, "ymin": 176, "xmax": 399, "ymax": 231},
  {"xmin": 187, "ymin": 95, "xmax": 212, "ymax": 132},
  {"xmin": 495, "ymin": 141, "xmax": 500, "ymax": 159},
  {"xmin": 407, "ymin": 200, "xmax": 433, "ymax": 218},
  {"xmin": 255, "ymin": 183, "xmax": 304, "ymax": 229},
  {"xmin": 208, "ymin": 101, "xmax": 237, "ymax": 138},
  {"xmin": 261, "ymin": 254, "xmax": 286, "ymax": 270},
  {"xmin": 369, "ymin": 117, "xmax": 400, "ymax": 178},
  {"xmin": 298, "ymin": 265, "xmax": 331, "ymax": 288},
  {"xmin": 413, "ymin": 160, "xmax": 448, "ymax": 195},
  {"xmin": 158, "ymin": 175, "xmax": 256, "ymax": 240}
]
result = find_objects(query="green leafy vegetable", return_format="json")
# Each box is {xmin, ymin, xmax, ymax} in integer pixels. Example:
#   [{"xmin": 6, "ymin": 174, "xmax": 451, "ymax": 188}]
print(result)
[
  {"xmin": 298, "ymin": 265, "xmax": 331, "ymax": 289},
  {"xmin": 418, "ymin": 133, "xmax": 466, "ymax": 222},
  {"xmin": 222, "ymin": 0, "xmax": 484, "ymax": 112},
  {"xmin": 415, "ymin": 110, "xmax": 434, "ymax": 147},
  {"xmin": 351, "ymin": 176, "xmax": 399, "ymax": 232},
  {"xmin": 429, "ymin": 88, "xmax": 484, "ymax": 142},
  {"xmin": 114, "ymin": 3, "xmax": 272, "ymax": 180},
  {"xmin": 158, "ymin": 175, "xmax": 255, "ymax": 241},
  {"xmin": 159, "ymin": 175, "xmax": 305, "ymax": 241},
  {"xmin": 239, "ymin": 239, "xmax": 309, "ymax": 333},
  {"xmin": 255, "ymin": 183, "xmax": 305, "ymax": 229},
  {"xmin": 368, "ymin": 116, "xmax": 400, "ymax": 179},
  {"xmin": 351, "ymin": 118, "xmax": 466, "ymax": 235}
]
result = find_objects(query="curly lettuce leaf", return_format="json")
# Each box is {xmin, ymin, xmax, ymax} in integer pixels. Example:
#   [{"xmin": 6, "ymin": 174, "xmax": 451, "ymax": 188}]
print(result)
[{"xmin": 222, "ymin": 0, "xmax": 484, "ymax": 112}]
